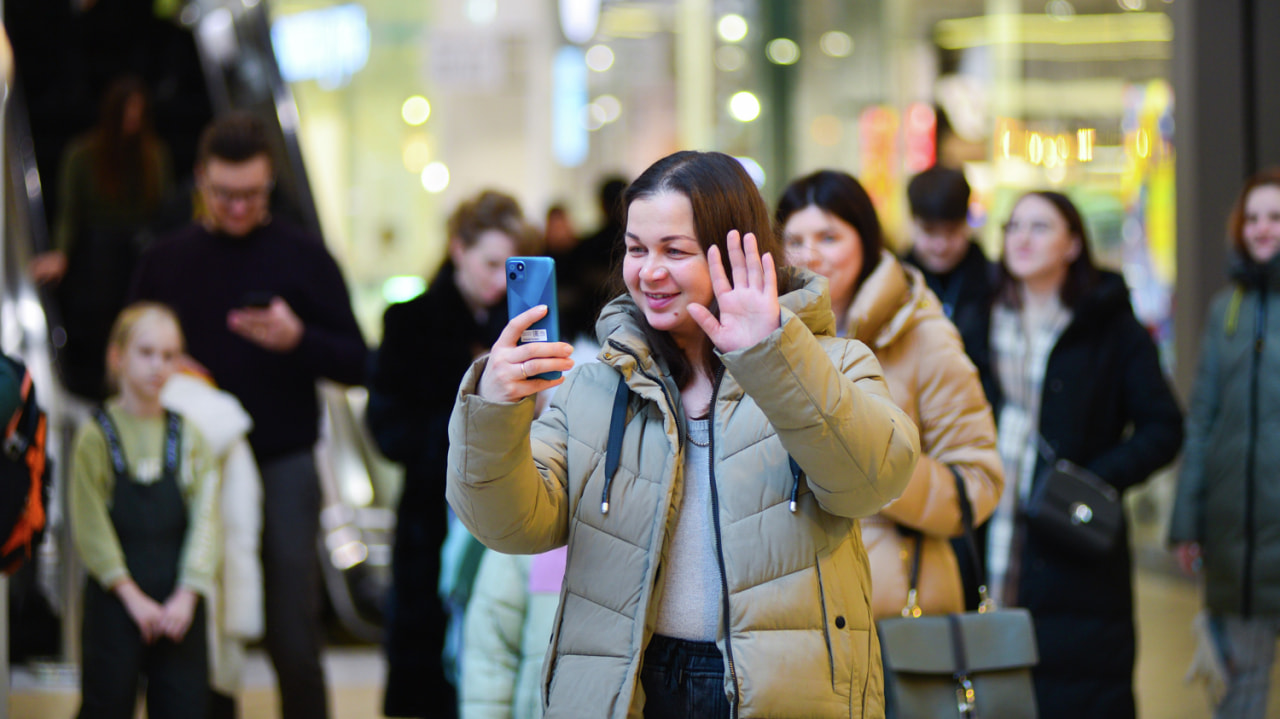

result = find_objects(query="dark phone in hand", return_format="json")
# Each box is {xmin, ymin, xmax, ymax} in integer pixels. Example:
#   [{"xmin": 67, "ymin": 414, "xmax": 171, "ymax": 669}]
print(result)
[
  {"xmin": 506, "ymin": 257, "xmax": 561, "ymax": 381},
  {"xmin": 240, "ymin": 291, "xmax": 274, "ymax": 309}
]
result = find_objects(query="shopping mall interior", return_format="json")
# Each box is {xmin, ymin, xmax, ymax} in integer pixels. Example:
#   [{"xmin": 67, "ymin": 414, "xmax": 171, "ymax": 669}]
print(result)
[{"xmin": 2, "ymin": 0, "xmax": 1279, "ymax": 716}]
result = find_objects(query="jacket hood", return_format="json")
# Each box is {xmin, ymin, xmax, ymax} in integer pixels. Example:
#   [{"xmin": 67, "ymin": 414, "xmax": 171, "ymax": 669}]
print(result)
[
  {"xmin": 593, "ymin": 265, "xmax": 836, "ymax": 370},
  {"xmin": 1228, "ymin": 250, "xmax": 1280, "ymax": 291},
  {"xmin": 161, "ymin": 373, "xmax": 254, "ymax": 456},
  {"xmin": 845, "ymin": 251, "xmax": 942, "ymax": 349}
]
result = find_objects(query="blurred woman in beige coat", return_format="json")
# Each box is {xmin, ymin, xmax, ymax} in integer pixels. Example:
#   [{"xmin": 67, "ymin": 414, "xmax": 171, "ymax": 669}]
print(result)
[{"xmin": 777, "ymin": 170, "xmax": 1003, "ymax": 622}]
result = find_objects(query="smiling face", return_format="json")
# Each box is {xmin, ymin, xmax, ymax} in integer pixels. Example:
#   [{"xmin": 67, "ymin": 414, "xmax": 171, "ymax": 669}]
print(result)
[
  {"xmin": 782, "ymin": 204, "xmax": 863, "ymax": 314},
  {"xmin": 198, "ymin": 155, "xmax": 274, "ymax": 238},
  {"xmin": 1242, "ymin": 184, "xmax": 1280, "ymax": 264},
  {"xmin": 1002, "ymin": 194, "xmax": 1080, "ymax": 292},
  {"xmin": 452, "ymin": 229, "xmax": 518, "ymax": 311},
  {"xmin": 623, "ymin": 192, "xmax": 713, "ymax": 352}
]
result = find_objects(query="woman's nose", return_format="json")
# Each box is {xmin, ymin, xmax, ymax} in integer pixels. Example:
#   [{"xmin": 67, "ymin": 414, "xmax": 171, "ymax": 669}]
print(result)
[
  {"xmin": 789, "ymin": 244, "xmax": 816, "ymax": 267},
  {"xmin": 640, "ymin": 259, "xmax": 668, "ymax": 281}
]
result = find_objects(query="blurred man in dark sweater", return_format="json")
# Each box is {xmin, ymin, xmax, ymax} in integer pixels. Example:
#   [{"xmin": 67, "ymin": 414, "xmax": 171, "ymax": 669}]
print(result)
[{"xmin": 131, "ymin": 112, "xmax": 367, "ymax": 719}]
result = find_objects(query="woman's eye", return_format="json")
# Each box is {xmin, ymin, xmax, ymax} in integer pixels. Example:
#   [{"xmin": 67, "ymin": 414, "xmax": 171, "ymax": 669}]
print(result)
[{"xmin": 821, "ymin": 234, "xmax": 837, "ymax": 244}]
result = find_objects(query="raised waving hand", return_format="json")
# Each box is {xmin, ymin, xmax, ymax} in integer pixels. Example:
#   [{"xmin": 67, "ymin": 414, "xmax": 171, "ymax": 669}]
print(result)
[{"xmin": 688, "ymin": 230, "xmax": 781, "ymax": 354}]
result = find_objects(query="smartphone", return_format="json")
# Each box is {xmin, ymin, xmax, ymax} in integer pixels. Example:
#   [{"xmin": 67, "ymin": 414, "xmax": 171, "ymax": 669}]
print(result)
[
  {"xmin": 240, "ymin": 290, "xmax": 275, "ymax": 309},
  {"xmin": 506, "ymin": 256, "xmax": 561, "ymax": 380}
]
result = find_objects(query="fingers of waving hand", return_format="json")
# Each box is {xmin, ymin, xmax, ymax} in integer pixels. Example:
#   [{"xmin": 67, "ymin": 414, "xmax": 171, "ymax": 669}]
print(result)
[
  {"xmin": 479, "ymin": 305, "xmax": 575, "ymax": 403},
  {"xmin": 692, "ymin": 233, "xmax": 780, "ymax": 353}
]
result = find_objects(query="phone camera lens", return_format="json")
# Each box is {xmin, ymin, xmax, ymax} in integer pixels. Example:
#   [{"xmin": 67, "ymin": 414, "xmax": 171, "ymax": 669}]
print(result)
[
  {"xmin": 515, "ymin": 262, "xmax": 525, "ymax": 271},
  {"xmin": 509, "ymin": 272, "xmax": 517, "ymax": 280}
]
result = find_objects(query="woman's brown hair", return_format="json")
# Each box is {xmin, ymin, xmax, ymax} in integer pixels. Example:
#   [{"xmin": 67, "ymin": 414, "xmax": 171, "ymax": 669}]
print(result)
[{"xmin": 89, "ymin": 76, "xmax": 165, "ymax": 207}]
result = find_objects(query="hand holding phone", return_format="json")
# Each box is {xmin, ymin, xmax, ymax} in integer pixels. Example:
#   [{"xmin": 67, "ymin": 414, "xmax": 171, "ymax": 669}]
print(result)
[
  {"xmin": 475, "ymin": 258, "xmax": 574, "ymax": 404},
  {"xmin": 506, "ymin": 257, "xmax": 562, "ymax": 380}
]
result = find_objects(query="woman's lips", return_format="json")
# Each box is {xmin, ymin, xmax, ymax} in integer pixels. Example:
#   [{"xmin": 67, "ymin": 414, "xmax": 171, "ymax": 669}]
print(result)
[{"xmin": 644, "ymin": 291, "xmax": 677, "ymax": 310}]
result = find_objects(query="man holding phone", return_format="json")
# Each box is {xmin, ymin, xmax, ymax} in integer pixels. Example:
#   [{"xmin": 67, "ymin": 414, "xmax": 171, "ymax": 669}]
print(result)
[{"xmin": 131, "ymin": 112, "xmax": 367, "ymax": 719}]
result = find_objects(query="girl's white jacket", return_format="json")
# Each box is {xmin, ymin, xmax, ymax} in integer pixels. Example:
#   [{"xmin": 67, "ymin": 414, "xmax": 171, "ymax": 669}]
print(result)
[{"xmin": 162, "ymin": 372, "xmax": 264, "ymax": 694}]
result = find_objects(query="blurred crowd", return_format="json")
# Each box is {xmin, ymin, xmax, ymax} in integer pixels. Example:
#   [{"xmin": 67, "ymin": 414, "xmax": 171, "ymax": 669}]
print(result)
[{"xmin": 12, "ymin": 72, "xmax": 1280, "ymax": 719}]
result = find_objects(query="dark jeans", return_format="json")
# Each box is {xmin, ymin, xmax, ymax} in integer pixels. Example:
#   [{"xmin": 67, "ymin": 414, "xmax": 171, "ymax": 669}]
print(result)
[
  {"xmin": 260, "ymin": 451, "xmax": 329, "ymax": 719},
  {"xmin": 640, "ymin": 634, "xmax": 731, "ymax": 719}
]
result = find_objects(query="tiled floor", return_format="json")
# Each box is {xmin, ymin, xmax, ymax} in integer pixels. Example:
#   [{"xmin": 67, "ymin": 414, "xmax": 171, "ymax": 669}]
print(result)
[{"xmin": 8, "ymin": 566, "xmax": 1278, "ymax": 718}]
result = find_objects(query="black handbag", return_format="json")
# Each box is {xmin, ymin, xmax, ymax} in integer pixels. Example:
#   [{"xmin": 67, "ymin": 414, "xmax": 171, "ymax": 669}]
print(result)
[
  {"xmin": 876, "ymin": 471, "xmax": 1039, "ymax": 719},
  {"xmin": 1022, "ymin": 437, "xmax": 1121, "ymax": 558}
]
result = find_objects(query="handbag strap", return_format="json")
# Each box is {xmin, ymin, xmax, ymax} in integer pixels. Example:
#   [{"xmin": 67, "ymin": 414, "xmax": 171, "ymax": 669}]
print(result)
[
  {"xmin": 947, "ymin": 613, "xmax": 978, "ymax": 719},
  {"xmin": 952, "ymin": 467, "xmax": 998, "ymax": 613},
  {"xmin": 901, "ymin": 530, "xmax": 924, "ymax": 618}
]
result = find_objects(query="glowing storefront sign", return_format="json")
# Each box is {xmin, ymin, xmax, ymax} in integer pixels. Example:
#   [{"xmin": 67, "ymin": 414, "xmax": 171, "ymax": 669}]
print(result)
[
  {"xmin": 271, "ymin": 4, "xmax": 370, "ymax": 88},
  {"xmin": 552, "ymin": 46, "xmax": 589, "ymax": 167}
]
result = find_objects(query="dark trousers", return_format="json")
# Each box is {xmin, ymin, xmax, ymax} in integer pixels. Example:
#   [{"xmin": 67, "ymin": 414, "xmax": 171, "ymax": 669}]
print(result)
[
  {"xmin": 640, "ymin": 634, "xmax": 731, "ymax": 719},
  {"xmin": 78, "ymin": 584, "xmax": 208, "ymax": 719},
  {"xmin": 260, "ymin": 451, "xmax": 329, "ymax": 719}
]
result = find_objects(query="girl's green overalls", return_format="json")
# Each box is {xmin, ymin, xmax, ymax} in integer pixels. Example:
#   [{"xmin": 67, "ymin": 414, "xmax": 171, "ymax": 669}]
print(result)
[{"xmin": 77, "ymin": 410, "xmax": 208, "ymax": 719}]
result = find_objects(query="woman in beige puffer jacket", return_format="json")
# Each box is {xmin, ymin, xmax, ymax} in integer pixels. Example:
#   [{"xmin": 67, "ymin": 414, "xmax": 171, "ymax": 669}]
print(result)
[
  {"xmin": 447, "ymin": 151, "xmax": 920, "ymax": 719},
  {"xmin": 778, "ymin": 170, "xmax": 1003, "ymax": 620}
]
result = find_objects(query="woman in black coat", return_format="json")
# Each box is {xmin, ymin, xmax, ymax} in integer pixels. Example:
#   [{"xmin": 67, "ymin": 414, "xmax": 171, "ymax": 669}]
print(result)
[
  {"xmin": 367, "ymin": 190, "xmax": 538, "ymax": 718},
  {"xmin": 968, "ymin": 191, "xmax": 1183, "ymax": 719}
]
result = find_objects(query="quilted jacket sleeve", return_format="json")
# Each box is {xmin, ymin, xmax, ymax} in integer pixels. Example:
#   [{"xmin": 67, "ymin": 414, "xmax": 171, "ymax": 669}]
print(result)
[
  {"xmin": 879, "ymin": 321, "xmax": 1003, "ymax": 537},
  {"xmin": 719, "ymin": 309, "xmax": 920, "ymax": 519},
  {"xmin": 446, "ymin": 356, "xmax": 573, "ymax": 555}
]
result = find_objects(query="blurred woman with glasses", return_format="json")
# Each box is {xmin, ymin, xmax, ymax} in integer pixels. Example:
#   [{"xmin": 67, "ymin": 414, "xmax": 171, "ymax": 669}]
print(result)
[{"xmin": 972, "ymin": 190, "xmax": 1182, "ymax": 719}]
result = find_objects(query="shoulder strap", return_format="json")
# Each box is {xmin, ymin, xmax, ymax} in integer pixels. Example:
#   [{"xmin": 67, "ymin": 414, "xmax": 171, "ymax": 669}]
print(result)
[
  {"xmin": 94, "ymin": 408, "xmax": 131, "ymax": 479},
  {"xmin": 952, "ymin": 467, "xmax": 995, "ymax": 612},
  {"xmin": 1226, "ymin": 286, "xmax": 1243, "ymax": 338},
  {"xmin": 163, "ymin": 411, "xmax": 183, "ymax": 478},
  {"xmin": 600, "ymin": 373, "xmax": 630, "ymax": 514},
  {"xmin": 3, "ymin": 365, "xmax": 37, "ymax": 460}
]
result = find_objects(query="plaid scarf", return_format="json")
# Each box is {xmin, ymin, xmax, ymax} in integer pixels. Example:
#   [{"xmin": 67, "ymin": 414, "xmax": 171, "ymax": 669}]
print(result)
[{"xmin": 986, "ymin": 298, "xmax": 1071, "ymax": 605}]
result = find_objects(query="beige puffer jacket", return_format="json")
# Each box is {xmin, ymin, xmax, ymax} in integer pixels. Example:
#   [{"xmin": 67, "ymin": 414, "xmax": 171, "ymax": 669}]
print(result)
[
  {"xmin": 447, "ymin": 267, "xmax": 919, "ymax": 719},
  {"xmin": 845, "ymin": 252, "xmax": 1002, "ymax": 619}
]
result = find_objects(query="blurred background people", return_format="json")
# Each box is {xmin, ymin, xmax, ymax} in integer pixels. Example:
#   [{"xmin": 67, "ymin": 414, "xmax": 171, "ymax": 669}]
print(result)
[
  {"xmin": 131, "ymin": 112, "xmax": 368, "ymax": 719},
  {"xmin": 161, "ymin": 368, "xmax": 263, "ymax": 719},
  {"xmin": 1169, "ymin": 168, "xmax": 1280, "ymax": 719},
  {"xmin": 541, "ymin": 202, "xmax": 589, "ymax": 343},
  {"xmin": 31, "ymin": 75, "xmax": 173, "ymax": 400},
  {"xmin": 776, "ymin": 170, "xmax": 1003, "ymax": 714},
  {"xmin": 972, "ymin": 190, "xmax": 1183, "ymax": 719},
  {"xmin": 69, "ymin": 303, "xmax": 218, "ymax": 719},
  {"xmin": 561, "ymin": 176, "xmax": 627, "ymax": 342},
  {"xmin": 901, "ymin": 165, "xmax": 996, "ymax": 361},
  {"xmin": 459, "ymin": 546, "xmax": 566, "ymax": 719},
  {"xmin": 366, "ymin": 189, "xmax": 539, "ymax": 718}
]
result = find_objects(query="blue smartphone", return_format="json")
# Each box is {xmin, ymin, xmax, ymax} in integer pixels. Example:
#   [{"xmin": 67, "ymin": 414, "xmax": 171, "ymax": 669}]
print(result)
[{"xmin": 506, "ymin": 256, "xmax": 561, "ymax": 380}]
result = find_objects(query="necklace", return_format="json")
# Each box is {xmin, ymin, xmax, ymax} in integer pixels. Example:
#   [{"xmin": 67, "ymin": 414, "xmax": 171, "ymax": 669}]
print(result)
[{"xmin": 687, "ymin": 433, "xmax": 710, "ymax": 448}]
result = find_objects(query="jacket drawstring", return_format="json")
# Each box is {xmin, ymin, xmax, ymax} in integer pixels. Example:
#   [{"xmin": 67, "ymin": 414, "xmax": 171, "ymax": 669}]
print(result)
[
  {"xmin": 602, "ymin": 374, "xmax": 631, "ymax": 514},
  {"xmin": 788, "ymin": 457, "xmax": 803, "ymax": 512}
]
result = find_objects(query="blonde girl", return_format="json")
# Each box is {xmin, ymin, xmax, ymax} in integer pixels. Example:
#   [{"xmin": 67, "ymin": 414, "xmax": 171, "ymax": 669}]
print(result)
[{"xmin": 70, "ymin": 302, "xmax": 220, "ymax": 719}]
